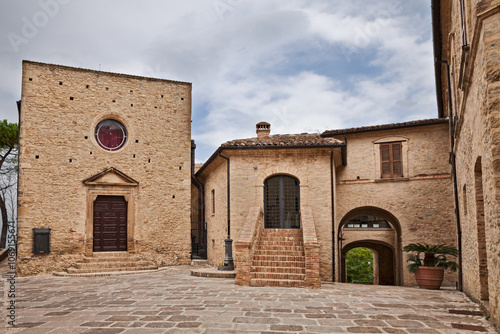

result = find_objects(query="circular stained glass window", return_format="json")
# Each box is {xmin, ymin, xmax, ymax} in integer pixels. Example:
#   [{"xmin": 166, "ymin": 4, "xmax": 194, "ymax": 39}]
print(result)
[{"xmin": 94, "ymin": 119, "xmax": 127, "ymax": 151}]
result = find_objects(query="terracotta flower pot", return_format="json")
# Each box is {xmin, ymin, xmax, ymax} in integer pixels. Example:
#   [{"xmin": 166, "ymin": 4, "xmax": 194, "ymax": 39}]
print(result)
[{"xmin": 414, "ymin": 266, "xmax": 444, "ymax": 290}]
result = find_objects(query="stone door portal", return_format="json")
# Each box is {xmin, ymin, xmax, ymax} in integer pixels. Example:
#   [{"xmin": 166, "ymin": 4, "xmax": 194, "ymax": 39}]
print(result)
[{"xmin": 93, "ymin": 195, "xmax": 127, "ymax": 252}]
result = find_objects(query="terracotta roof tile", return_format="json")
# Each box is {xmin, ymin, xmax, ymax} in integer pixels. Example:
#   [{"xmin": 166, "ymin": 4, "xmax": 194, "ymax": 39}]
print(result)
[{"xmin": 221, "ymin": 133, "xmax": 344, "ymax": 148}]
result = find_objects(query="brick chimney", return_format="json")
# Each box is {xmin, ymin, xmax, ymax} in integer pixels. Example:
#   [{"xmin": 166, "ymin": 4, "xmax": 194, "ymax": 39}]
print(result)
[{"xmin": 256, "ymin": 122, "xmax": 271, "ymax": 138}]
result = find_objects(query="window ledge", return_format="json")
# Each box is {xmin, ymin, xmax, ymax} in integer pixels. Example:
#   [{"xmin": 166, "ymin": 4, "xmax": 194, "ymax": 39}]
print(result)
[
  {"xmin": 344, "ymin": 228, "xmax": 393, "ymax": 231},
  {"xmin": 375, "ymin": 177, "xmax": 409, "ymax": 183}
]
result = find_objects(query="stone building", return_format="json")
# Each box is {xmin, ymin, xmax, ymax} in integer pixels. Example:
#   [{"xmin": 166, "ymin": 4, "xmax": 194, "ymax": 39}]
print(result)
[
  {"xmin": 432, "ymin": 0, "xmax": 500, "ymax": 328},
  {"xmin": 194, "ymin": 120, "xmax": 457, "ymax": 288},
  {"xmin": 17, "ymin": 61, "xmax": 193, "ymax": 275}
]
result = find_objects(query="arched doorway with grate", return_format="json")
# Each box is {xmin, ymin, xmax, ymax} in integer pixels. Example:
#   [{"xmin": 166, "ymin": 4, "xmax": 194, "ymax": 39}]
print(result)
[{"xmin": 264, "ymin": 175, "xmax": 300, "ymax": 229}]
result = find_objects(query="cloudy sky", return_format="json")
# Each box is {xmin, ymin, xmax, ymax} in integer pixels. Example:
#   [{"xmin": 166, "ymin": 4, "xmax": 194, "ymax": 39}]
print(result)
[{"xmin": 0, "ymin": 0, "xmax": 437, "ymax": 161}]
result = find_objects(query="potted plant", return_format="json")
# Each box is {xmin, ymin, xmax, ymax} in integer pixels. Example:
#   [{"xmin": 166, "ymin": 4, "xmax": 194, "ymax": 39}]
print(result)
[{"xmin": 403, "ymin": 243, "xmax": 458, "ymax": 290}]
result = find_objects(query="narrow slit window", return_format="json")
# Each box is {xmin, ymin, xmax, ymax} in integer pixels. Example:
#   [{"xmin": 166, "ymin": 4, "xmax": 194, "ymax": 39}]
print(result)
[{"xmin": 211, "ymin": 189, "xmax": 215, "ymax": 214}]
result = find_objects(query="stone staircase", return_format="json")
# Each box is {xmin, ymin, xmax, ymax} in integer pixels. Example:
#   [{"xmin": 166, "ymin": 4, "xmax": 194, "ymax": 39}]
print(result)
[
  {"xmin": 53, "ymin": 252, "xmax": 158, "ymax": 277},
  {"xmin": 250, "ymin": 229, "xmax": 306, "ymax": 287}
]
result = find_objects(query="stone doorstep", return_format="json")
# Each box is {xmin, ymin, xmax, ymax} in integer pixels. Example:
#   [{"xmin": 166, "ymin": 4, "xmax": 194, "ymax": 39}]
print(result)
[
  {"xmin": 250, "ymin": 278, "xmax": 305, "ymax": 287},
  {"xmin": 53, "ymin": 269, "xmax": 160, "ymax": 277},
  {"xmin": 190, "ymin": 268, "xmax": 236, "ymax": 278},
  {"xmin": 82, "ymin": 256, "xmax": 141, "ymax": 263},
  {"xmin": 91, "ymin": 251, "xmax": 132, "ymax": 257},
  {"xmin": 76, "ymin": 261, "xmax": 152, "ymax": 269},
  {"xmin": 67, "ymin": 265, "xmax": 158, "ymax": 274}
]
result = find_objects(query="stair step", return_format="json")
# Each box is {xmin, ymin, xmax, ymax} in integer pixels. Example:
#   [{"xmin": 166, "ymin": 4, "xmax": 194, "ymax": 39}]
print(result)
[
  {"xmin": 82, "ymin": 256, "xmax": 140, "ymax": 263},
  {"xmin": 76, "ymin": 261, "xmax": 151, "ymax": 269},
  {"xmin": 250, "ymin": 278, "xmax": 305, "ymax": 287},
  {"xmin": 257, "ymin": 241, "xmax": 304, "ymax": 247},
  {"xmin": 253, "ymin": 250, "xmax": 304, "ymax": 256},
  {"xmin": 251, "ymin": 272, "xmax": 305, "ymax": 280},
  {"xmin": 254, "ymin": 245, "xmax": 304, "ymax": 251},
  {"xmin": 53, "ymin": 269, "xmax": 159, "ymax": 277},
  {"xmin": 251, "ymin": 260, "xmax": 305, "ymax": 267},
  {"xmin": 251, "ymin": 266, "xmax": 305, "ymax": 274},
  {"xmin": 67, "ymin": 265, "xmax": 157, "ymax": 274},
  {"xmin": 252, "ymin": 254, "xmax": 305, "ymax": 262},
  {"xmin": 92, "ymin": 252, "xmax": 131, "ymax": 257}
]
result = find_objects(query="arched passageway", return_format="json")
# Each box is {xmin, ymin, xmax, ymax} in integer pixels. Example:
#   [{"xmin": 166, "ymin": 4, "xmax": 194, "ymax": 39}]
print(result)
[
  {"xmin": 337, "ymin": 207, "xmax": 402, "ymax": 285},
  {"xmin": 342, "ymin": 241, "xmax": 395, "ymax": 285}
]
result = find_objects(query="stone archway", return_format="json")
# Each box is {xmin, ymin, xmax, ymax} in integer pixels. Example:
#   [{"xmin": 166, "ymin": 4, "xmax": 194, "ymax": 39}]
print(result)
[
  {"xmin": 337, "ymin": 206, "xmax": 402, "ymax": 285},
  {"xmin": 342, "ymin": 241, "xmax": 395, "ymax": 285}
]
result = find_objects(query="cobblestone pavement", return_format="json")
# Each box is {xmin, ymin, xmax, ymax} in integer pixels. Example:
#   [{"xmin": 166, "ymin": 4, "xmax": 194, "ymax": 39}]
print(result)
[{"xmin": 1, "ymin": 266, "xmax": 497, "ymax": 334}]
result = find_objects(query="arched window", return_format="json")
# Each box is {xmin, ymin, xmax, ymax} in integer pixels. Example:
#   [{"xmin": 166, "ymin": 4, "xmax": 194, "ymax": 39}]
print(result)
[{"xmin": 264, "ymin": 175, "xmax": 300, "ymax": 229}]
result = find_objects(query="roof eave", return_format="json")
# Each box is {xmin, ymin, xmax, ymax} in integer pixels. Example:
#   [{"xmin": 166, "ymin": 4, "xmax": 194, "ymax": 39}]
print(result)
[
  {"xmin": 321, "ymin": 118, "xmax": 449, "ymax": 137},
  {"xmin": 195, "ymin": 143, "xmax": 346, "ymax": 177}
]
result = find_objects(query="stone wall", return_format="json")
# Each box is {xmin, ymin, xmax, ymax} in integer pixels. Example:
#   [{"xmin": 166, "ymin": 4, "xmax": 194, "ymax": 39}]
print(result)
[
  {"xmin": 440, "ymin": 0, "xmax": 500, "ymax": 327},
  {"xmin": 17, "ymin": 61, "xmax": 192, "ymax": 275},
  {"xmin": 333, "ymin": 123, "xmax": 457, "ymax": 287},
  {"xmin": 197, "ymin": 157, "xmax": 228, "ymax": 267}
]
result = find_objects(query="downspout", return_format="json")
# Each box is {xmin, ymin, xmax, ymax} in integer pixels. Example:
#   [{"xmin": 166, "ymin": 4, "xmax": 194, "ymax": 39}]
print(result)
[
  {"xmin": 218, "ymin": 153, "xmax": 234, "ymax": 270},
  {"xmin": 191, "ymin": 141, "xmax": 205, "ymax": 257},
  {"xmin": 330, "ymin": 148, "xmax": 335, "ymax": 281},
  {"xmin": 441, "ymin": 60, "xmax": 463, "ymax": 291}
]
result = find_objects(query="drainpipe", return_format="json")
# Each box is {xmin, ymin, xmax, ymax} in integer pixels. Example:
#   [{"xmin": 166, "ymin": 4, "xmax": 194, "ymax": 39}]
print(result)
[
  {"xmin": 330, "ymin": 148, "xmax": 335, "ymax": 281},
  {"xmin": 338, "ymin": 228, "xmax": 345, "ymax": 282},
  {"xmin": 191, "ymin": 141, "xmax": 205, "ymax": 258},
  {"xmin": 218, "ymin": 153, "xmax": 234, "ymax": 271},
  {"xmin": 441, "ymin": 60, "xmax": 463, "ymax": 291}
]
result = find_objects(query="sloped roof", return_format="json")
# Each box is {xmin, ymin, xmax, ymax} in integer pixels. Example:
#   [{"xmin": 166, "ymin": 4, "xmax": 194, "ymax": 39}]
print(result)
[
  {"xmin": 222, "ymin": 133, "xmax": 344, "ymax": 148},
  {"xmin": 322, "ymin": 118, "xmax": 449, "ymax": 136},
  {"xmin": 196, "ymin": 133, "xmax": 345, "ymax": 177}
]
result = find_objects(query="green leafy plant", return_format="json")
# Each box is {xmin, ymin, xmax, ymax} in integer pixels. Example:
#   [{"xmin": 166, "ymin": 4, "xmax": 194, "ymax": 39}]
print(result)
[
  {"xmin": 403, "ymin": 243, "xmax": 458, "ymax": 273},
  {"xmin": 346, "ymin": 247, "xmax": 374, "ymax": 284}
]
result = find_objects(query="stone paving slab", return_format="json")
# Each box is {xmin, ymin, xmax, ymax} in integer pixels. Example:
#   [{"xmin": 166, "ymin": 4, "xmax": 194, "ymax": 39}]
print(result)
[{"xmin": 1, "ymin": 266, "xmax": 497, "ymax": 333}]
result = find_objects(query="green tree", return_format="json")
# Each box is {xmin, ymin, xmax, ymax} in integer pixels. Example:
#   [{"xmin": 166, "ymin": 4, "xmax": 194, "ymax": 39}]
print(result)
[
  {"xmin": 346, "ymin": 247, "xmax": 374, "ymax": 284},
  {"xmin": 0, "ymin": 120, "xmax": 19, "ymax": 248}
]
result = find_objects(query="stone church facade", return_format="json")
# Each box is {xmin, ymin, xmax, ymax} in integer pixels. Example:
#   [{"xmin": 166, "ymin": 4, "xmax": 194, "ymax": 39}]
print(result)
[
  {"xmin": 433, "ymin": 0, "xmax": 500, "ymax": 328},
  {"xmin": 17, "ymin": 61, "xmax": 192, "ymax": 275}
]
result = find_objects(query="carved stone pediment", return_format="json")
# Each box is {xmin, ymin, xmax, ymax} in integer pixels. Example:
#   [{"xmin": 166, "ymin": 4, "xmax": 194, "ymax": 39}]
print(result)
[{"xmin": 83, "ymin": 167, "xmax": 138, "ymax": 187}]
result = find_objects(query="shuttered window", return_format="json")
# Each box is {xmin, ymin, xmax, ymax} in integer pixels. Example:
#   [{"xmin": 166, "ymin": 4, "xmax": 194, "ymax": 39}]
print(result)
[{"xmin": 380, "ymin": 142, "xmax": 403, "ymax": 178}]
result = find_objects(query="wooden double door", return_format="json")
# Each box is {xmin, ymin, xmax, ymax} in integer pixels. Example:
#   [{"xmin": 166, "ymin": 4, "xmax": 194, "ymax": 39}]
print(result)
[{"xmin": 93, "ymin": 195, "xmax": 127, "ymax": 252}]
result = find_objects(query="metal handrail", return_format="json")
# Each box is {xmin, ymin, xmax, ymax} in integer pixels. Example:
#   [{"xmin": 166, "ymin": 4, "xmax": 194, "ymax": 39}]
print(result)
[
  {"xmin": 54, "ymin": 237, "xmax": 93, "ymax": 255},
  {"xmin": 128, "ymin": 237, "xmax": 167, "ymax": 254}
]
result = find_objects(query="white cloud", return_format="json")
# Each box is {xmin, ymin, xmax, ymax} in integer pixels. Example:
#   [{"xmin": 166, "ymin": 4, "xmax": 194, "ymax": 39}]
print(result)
[{"xmin": 0, "ymin": 0, "xmax": 438, "ymax": 161}]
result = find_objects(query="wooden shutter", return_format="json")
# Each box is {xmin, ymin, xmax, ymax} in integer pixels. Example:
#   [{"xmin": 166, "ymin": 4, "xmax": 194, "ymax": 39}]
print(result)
[
  {"xmin": 392, "ymin": 143, "xmax": 403, "ymax": 177},
  {"xmin": 380, "ymin": 142, "xmax": 403, "ymax": 178},
  {"xmin": 380, "ymin": 144, "xmax": 392, "ymax": 178}
]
